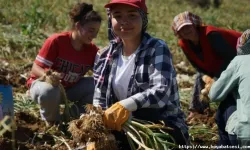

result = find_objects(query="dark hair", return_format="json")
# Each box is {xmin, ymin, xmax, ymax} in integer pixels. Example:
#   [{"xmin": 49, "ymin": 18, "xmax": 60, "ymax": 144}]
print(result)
[{"xmin": 69, "ymin": 2, "xmax": 102, "ymax": 28}]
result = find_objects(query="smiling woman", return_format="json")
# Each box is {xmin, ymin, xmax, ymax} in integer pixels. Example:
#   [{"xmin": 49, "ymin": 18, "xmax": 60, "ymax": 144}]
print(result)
[
  {"xmin": 25, "ymin": 2, "xmax": 102, "ymax": 125},
  {"xmin": 71, "ymin": 22, "xmax": 101, "ymax": 50},
  {"xmin": 110, "ymin": 4, "xmax": 143, "ymax": 47},
  {"xmin": 178, "ymin": 25, "xmax": 199, "ymax": 45},
  {"xmin": 93, "ymin": 0, "xmax": 189, "ymax": 149},
  {"xmin": 69, "ymin": 4, "xmax": 101, "ymax": 50}
]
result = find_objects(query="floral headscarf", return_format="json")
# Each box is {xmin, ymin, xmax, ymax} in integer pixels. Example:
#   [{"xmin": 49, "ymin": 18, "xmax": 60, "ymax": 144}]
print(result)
[
  {"xmin": 172, "ymin": 11, "xmax": 202, "ymax": 36},
  {"xmin": 237, "ymin": 29, "xmax": 250, "ymax": 55}
]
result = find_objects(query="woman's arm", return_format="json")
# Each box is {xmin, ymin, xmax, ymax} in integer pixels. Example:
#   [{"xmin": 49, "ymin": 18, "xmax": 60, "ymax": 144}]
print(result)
[
  {"xmin": 29, "ymin": 34, "xmax": 59, "ymax": 79},
  {"xmin": 93, "ymin": 47, "xmax": 110, "ymax": 109},
  {"xmin": 209, "ymin": 58, "xmax": 239, "ymax": 102},
  {"xmin": 30, "ymin": 63, "xmax": 47, "ymax": 78}
]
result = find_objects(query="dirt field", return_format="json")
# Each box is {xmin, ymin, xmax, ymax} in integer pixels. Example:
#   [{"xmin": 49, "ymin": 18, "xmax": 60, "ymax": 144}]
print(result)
[{"xmin": 0, "ymin": 64, "xmax": 218, "ymax": 149}]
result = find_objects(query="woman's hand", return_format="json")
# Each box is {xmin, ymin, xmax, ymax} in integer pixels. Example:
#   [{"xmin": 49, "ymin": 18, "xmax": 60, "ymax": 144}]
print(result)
[
  {"xmin": 200, "ymin": 75, "xmax": 215, "ymax": 102},
  {"xmin": 201, "ymin": 75, "xmax": 214, "ymax": 94},
  {"xmin": 202, "ymin": 75, "xmax": 214, "ymax": 85},
  {"xmin": 103, "ymin": 102, "xmax": 130, "ymax": 131},
  {"xmin": 38, "ymin": 69, "xmax": 63, "ymax": 86}
]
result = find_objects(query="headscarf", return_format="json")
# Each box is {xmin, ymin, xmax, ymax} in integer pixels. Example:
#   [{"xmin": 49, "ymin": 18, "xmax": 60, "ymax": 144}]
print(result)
[
  {"xmin": 237, "ymin": 29, "xmax": 250, "ymax": 55},
  {"xmin": 96, "ymin": 8, "xmax": 148, "ymax": 87},
  {"xmin": 172, "ymin": 11, "xmax": 202, "ymax": 36}
]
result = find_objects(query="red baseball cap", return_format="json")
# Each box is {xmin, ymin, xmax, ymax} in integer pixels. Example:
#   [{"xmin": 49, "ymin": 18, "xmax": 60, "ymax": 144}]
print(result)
[{"xmin": 104, "ymin": 0, "xmax": 147, "ymax": 13}]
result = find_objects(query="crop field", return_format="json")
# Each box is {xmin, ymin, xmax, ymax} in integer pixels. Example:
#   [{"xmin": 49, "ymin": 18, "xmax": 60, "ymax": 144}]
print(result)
[{"xmin": 0, "ymin": 0, "xmax": 250, "ymax": 149}]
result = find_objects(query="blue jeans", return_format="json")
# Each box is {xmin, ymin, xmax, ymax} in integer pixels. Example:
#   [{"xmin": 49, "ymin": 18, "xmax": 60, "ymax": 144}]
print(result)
[{"xmin": 215, "ymin": 94, "xmax": 238, "ymax": 146}]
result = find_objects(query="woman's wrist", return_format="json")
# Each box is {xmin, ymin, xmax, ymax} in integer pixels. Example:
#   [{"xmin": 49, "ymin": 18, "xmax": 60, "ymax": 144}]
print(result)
[{"xmin": 119, "ymin": 98, "xmax": 137, "ymax": 112}]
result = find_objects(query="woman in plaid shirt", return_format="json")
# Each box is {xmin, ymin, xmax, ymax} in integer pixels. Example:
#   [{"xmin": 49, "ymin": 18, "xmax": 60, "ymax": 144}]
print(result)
[{"xmin": 93, "ymin": 0, "xmax": 189, "ymax": 148}]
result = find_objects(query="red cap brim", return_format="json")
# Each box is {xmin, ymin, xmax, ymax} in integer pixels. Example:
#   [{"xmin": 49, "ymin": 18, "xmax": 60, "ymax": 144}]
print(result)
[{"xmin": 104, "ymin": 2, "xmax": 140, "ymax": 9}]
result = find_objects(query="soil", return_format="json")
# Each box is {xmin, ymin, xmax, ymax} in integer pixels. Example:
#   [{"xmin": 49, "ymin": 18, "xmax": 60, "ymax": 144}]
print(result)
[
  {"xmin": 0, "ymin": 64, "xmax": 30, "ymax": 93},
  {"xmin": 0, "ymin": 111, "xmax": 76, "ymax": 150},
  {"xmin": 187, "ymin": 108, "xmax": 218, "ymax": 145},
  {"xmin": 0, "ymin": 66, "xmax": 75, "ymax": 150},
  {"xmin": 0, "ymin": 111, "xmax": 217, "ymax": 149},
  {"xmin": 0, "ymin": 64, "xmax": 219, "ymax": 149}
]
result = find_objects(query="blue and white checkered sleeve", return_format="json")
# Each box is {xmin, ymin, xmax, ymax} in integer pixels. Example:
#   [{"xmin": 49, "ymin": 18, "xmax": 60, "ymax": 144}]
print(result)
[
  {"xmin": 121, "ymin": 41, "xmax": 176, "ymax": 111},
  {"xmin": 93, "ymin": 49, "xmax": 109, "ymax": 109}
]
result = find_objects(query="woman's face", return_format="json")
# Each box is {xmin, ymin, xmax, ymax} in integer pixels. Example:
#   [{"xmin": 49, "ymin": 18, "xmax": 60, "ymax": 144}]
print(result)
[
  {"xmin": 110, "ymin": 4, "xmax": 142, "ymax": 40},
  {"xmin": 178, "ymin": 25, "xmax": 198, "ymax": 41},
  {"xmin": 78, "ymin": 21, "xmax": 101, "ymax": 44}
]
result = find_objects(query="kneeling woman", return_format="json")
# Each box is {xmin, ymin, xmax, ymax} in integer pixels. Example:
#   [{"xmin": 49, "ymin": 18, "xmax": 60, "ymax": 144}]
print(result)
[
  {"xmin": 93, "ymin": 0, "xmax": 189, "ymax": 148},
  {"xmin": 27, "ymin": 2, "xmax": 102, "ymax": 124}
]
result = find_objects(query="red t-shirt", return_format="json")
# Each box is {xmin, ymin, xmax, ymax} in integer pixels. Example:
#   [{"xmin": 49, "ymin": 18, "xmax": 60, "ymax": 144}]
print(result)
[{"xmin": 27, "ymin": 32, "xmax": 99, "ymax": 88}]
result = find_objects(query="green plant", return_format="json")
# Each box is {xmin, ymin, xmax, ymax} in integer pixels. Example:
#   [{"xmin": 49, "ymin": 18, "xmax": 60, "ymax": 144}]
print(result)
[
  {"xmin": 123, "ymin": 119, "xmax": 177, "ymax": 150},
  {"xmin": 20, "ymin": 0, "xmax": 52, "ymax": 36}
]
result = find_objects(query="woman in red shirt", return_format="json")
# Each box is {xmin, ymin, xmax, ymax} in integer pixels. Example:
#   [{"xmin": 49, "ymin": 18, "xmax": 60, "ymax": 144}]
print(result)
[
  {"xmin": 26, "ymin": 2, "xmax": 102, "ymax": 125},
  {"xmin": 172, "ymin": 11, "xmax": 241, "ymax": 146}
]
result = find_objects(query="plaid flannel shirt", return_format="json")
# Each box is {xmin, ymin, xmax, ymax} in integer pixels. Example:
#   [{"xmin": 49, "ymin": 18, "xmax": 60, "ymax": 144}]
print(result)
[{"xmin": 93, "ymin": 33, "xmax": 188, "ymax": 135}]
